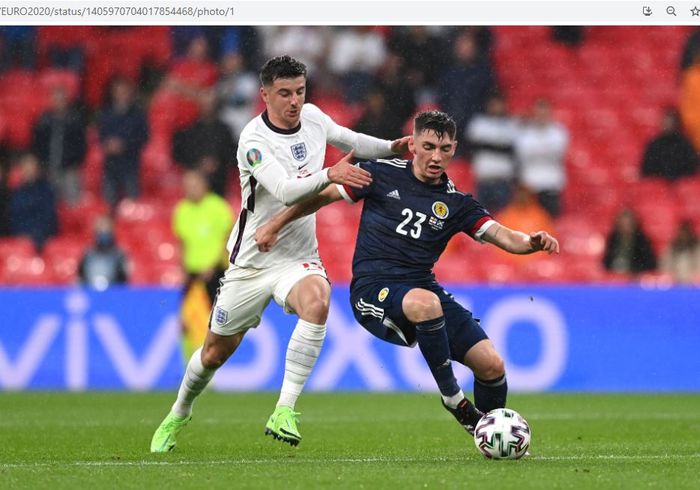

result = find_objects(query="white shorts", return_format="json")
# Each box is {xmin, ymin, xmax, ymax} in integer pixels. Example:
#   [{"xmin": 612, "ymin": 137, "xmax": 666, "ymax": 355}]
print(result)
[{"xmin": 209, "ymin": 259, "xmax": 328, "ymax": 336}]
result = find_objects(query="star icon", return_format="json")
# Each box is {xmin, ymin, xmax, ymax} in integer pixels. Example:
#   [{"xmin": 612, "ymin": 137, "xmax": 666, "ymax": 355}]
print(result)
[{"xmin": 692, "ymin": 6, "xmax": 700, "ymax": 16}]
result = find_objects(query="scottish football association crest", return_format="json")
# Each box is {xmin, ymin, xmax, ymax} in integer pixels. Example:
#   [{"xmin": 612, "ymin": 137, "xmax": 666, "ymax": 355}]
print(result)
[
  {"xmin": 290, "ymin": 142, "xmax": 307, "ymax": 161},
  {"xmin": 432, "ymin": 201, "xmax": 449, "ymax": 219}
]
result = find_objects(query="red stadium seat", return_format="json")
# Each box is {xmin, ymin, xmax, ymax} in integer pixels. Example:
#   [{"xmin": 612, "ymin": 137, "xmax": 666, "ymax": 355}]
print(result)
[
  {"xmin": 623, "ymin": 179, "xmax": 672, "ymax": 205},
  {"xmin": 0, "ymin": 236, "xmax": 36, "ymax": 257},
  {"xmin": 57, "ymin": 196, "xmax": 110, "ymax": 240},
  {"xmin": 42, "ymin": 236, "xmax": 87, "ymax": 284},
  {"xmin": 0, "ymin": 255, "xmax": 56, "ymax": 286}
]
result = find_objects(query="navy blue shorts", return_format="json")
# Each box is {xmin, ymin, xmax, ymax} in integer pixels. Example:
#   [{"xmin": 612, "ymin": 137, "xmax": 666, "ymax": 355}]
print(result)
[{"xmin": 349, "ymin": 280, "xmax": 489, "ymax": 362}]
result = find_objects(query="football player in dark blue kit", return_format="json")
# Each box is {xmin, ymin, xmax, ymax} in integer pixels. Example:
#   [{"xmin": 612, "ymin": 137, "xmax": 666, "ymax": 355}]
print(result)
[{"xmin": 255, "ymin": 111, "xmax": 559, "ymax": 436}]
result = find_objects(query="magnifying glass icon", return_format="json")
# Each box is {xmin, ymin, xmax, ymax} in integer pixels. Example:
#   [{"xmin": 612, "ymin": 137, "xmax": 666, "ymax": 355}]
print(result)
[{"xmin": 667, "ymin": 6, "xmax": 677, "ymax": 15}]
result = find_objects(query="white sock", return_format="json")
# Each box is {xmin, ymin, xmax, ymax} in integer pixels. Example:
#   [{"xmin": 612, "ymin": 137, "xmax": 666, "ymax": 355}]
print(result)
[
  {"xmin": 172, "ymin": 347, "xmax": 216, "ymax": 417},
  {"xmin": 277, "ymin": 319, "xmax": 326, "ymax": 409},
  {"xmin": 442, "ymin": 389, "xmax": 465, "ymax": 409}
]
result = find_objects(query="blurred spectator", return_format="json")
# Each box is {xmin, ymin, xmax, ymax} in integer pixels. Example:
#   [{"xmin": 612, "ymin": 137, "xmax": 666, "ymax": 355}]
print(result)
[
  {"xmin": 680, "ymin": 28, "xmax": 700, "ymax": 71},
  {"xmin": 388, "ymin": 27, "xmax": 449, "ymax": 98},
  {"xmin": 171, "ymin": 27, "xmax": 216, "ymax": 59},
  {"xmin": 551, "ymin": 26, "xmax": 585, "ymax": 47},
  {"xmin": 496, "ymin": 185, "xmax": 555, "ymax": 238},
  {"xmin": 223, "ymin": 27, "xmax": 262, "ymax": 71},
  {"xmin": 438, "ymin": 30, "xmax": 496, "ymax": 150},
  {"xmin": 495, "ymin": 185, "xmax": 555, "ymax": 263},
  {"xmin": 640, "ymin": 109, "xmax": 698, "ymax": 180},
  {"xmin": 327, "ymin": 27, "xmax": 387, "ymax": 103},
  {"xmin": 261, "ymin": 27, "xmax": 328, "ymax": 80},
  {"xmin": 217, "ymin": 51, "xmax": 259, "ymax": 140},
  {"xmin": 173, "ymin": 91, "xmax": 236, "ymax": 197},
  {"xmin": 45, "ymin": 27, "xmax": 86, "ymax": 72},
  {"xmin": 661, "ymin": 220, "xmax": 700, "ymax": 284},
  {"xmin": 602, "ymin": 208, "xmax": 657, "ymax": 275},
  {"xmin": 8, "ymin": 153, "xmax": 58, "ymax": 251},
  {"xmin": 467, "ymin": 26, "xmax": 494, "ymax": 55},
  {"xmin": 0, "ymin": 27, "xmax": 36, "ymax": 70},
  {"xmin": 99, "ymin": 78, "xmax": 149, "ymax": 208},
  {"xmin": 515, "ymin": 99, "xmax": 569, "ymax": 217},
  {"xmin": 679, "ymin": 52, "xmax": 700, "ymax": 153},
  {"xmin": 353, "ymin": 86, "xmax": 404, "ymax": 140},
  {"xmin": 166, "ymin": 34, "xmax": 219, "ymax": 96},
  {"xmin": 32, "ymin": 86, "xmax": 87, "ymax": 206},
  {"xmin": 0, "ymin": 165, "xmax": 9, "ymax": 236},
  {"xmin": 78, "ymin": 215, "xmax": 129, "ymax": 290},
  {"xmin": 0, "ymin": 137, "xmax": 8, "ymax": 174},
  {"xmin": 466, "ymin": 92, "xmax": 518, "ymax": 212},
  {"xmin": 216, "ymin": 27, "xmax": 261, "ymax": 68},
  {"xmin": 375, "ymin": 52, "xmax": 416, "ymax": 129},
  {"xmin": 173, "ymin": 169, "xmax": 233, "ymax": 360}
]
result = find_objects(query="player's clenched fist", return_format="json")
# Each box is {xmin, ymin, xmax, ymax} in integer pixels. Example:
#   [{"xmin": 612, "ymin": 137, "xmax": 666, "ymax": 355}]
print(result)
[
  {"xmin": 529, "ymin": 231, "xmax": 560, "ymax": 254},
  {"xmin": 255, "ymin": 223, "xmax": 279, "ymax": 252},
  {"xmin": 327, "ymin": 150, "xmax": 372, "ymax": 188}
]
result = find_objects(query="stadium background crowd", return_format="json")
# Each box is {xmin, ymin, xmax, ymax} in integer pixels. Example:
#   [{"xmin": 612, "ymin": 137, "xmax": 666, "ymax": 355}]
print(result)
[{"xmin": 0, "ymin": 25, "xmax": 699, "ymax": 286}]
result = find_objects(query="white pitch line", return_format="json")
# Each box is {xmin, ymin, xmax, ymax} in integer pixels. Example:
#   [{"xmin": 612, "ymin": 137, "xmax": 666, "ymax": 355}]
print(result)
[
  {"xmin": 1, "ymin": 412, "xmax": 698, "ymax": 428},
  {"xmin": 2, "ymin": 454, "xmax": 700, "ymax": 469}
]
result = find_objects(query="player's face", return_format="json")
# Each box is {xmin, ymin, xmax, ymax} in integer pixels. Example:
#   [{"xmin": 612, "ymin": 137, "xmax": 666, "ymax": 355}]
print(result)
[
  {"xmin": 260, "ymin": 76, "xmax": 306, "ymax": 129},
  {"xmin": 409, "ymin": 129, "xmax": 457, "ymax": 184}
]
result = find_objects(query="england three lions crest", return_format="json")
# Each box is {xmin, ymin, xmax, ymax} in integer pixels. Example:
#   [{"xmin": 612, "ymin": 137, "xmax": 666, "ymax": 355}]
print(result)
[{"xmin": 290, "ymin": 142, "xmax": 307, "ymax": 161}]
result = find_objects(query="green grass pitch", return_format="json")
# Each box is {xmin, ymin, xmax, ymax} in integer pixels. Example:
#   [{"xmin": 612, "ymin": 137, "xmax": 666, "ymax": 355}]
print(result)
[{"xmin": 1, "ymin": 392, "xmax": 699, "ymax": 489}]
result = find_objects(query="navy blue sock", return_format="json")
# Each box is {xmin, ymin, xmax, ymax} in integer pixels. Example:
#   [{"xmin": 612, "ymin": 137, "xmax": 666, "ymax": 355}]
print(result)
[
  {"xmin": 415, "ymin": 316, "xmax": 460, "ymax": 397},
  {"xmin": 473, "ymin": 374, "xmax": 508, "ymax": 413}
]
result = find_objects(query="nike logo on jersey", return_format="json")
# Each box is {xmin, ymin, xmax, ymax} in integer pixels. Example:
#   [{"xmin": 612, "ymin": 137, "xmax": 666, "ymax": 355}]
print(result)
[
  {"xmin": 386, "ymin": 189, "xmax": 401, "ymax": 200},
  {"xmin": 297, "ymin": 162, "xmax": 309, "ymax": 170}
]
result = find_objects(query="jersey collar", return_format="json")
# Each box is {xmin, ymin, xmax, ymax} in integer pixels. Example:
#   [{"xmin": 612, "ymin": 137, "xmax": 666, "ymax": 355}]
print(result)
[{"xmin": 262, "ymin": 110, "xmax": 301, "ymax": 135}]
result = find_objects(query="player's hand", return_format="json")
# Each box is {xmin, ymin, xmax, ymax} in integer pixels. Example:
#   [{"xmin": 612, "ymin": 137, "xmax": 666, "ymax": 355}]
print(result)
[
  {"xmin": 529, "ymin": 231, "xmax": 560, "ymax": 254},
  {"xmin": 390, "ymin": 136, "xmax": 411, "ymax": 155},
  {"xmin": 327, "ymin": 150, "xmax": 372, "ymax": 188},
  {"xmin": 255, "ymin": 223, "xmax": 280, "ymax": 252}
]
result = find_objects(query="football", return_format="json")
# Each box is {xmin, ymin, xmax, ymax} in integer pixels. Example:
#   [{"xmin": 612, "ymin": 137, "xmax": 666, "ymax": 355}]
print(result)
[{"xmin": 473, "ymin": 408, "xmax": 531, "ymax": 460}]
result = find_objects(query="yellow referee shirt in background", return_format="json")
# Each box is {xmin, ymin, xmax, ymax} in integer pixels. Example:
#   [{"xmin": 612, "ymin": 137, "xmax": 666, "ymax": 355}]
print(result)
[{"xmin": 173, "ymin": 193, "xmax": 234, "ymax": 273}]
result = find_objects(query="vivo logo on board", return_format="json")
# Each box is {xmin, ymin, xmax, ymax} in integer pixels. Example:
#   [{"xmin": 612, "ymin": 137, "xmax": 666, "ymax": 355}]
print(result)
[{"xmin": 0, "ymin": 289, "xmax": 570, "ymax": 392}]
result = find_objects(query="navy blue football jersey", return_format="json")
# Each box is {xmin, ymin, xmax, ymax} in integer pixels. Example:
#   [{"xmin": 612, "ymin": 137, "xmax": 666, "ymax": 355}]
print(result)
[{"xmin": 338, "ymin": 158, "xmax": 494, "ymax": 289}]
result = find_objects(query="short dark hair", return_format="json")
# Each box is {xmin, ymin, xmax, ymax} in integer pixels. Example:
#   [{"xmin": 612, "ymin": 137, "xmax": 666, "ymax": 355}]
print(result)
[
  {"xmin": 413, "ymin": 111, "xmax": 457, "ymax": 140},
  {"xmin": 259, "ymin": 55, "xmax": 307, "ymax": 86}
]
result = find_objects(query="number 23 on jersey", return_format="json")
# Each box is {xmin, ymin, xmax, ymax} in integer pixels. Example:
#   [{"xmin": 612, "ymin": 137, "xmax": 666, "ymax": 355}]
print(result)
[{"xmin": 395, "ymin": 208, "xmax": 427, "ymax": 239}]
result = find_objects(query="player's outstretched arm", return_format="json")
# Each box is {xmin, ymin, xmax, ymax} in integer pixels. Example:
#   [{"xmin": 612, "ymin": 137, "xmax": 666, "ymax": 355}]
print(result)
[
  {"xmin": 327, "ymin": 150, "xmax": 372, "ymax": 188},
  {"xmin": 255, "ymin": 185, "xmax": 344, "ymax": 252},
  {"xmin": 482, "ymin": 222, "xmax": 560, "ymax": 255}
]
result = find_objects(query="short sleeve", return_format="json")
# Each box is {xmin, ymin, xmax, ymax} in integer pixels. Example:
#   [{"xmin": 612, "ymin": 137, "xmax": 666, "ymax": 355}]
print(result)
[{"xmin": 460, "ymin": 196, "xmax": 495, "ymax": 241}]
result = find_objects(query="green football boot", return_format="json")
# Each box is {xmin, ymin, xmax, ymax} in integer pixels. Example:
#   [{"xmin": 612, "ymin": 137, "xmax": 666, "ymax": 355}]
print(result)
[
  {"xmin": 150, "ymin": 412, "xmax": 192, "ymax": 453},
  {"xmin": 264, "ymin": 406, "xmax": 302, "ymax": 447}
]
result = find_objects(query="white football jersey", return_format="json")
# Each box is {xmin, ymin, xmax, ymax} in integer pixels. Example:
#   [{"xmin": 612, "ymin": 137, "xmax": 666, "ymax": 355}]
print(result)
[{"xmin": 227, "ymin": 103, "xmax": 393, "ymax": 269}]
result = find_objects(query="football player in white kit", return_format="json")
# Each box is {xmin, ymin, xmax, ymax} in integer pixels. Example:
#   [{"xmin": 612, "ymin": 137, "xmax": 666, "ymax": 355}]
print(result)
[{"xmin": 151, "ymin": 55, "xmax": 410, "ymax": 451}]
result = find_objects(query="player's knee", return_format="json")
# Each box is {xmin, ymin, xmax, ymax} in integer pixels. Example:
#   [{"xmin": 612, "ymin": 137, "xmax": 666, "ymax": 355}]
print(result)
[
  {"xmin": 298, "ymin": 294, "xmax": 330, "ymax": 324},
  {"xmin": 475, "ymin": 353, "xmax": 506, "ymax": 380},
  {"xmin": 403, "ymin": 289, "xmax": 442, "ymax": 322}
]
